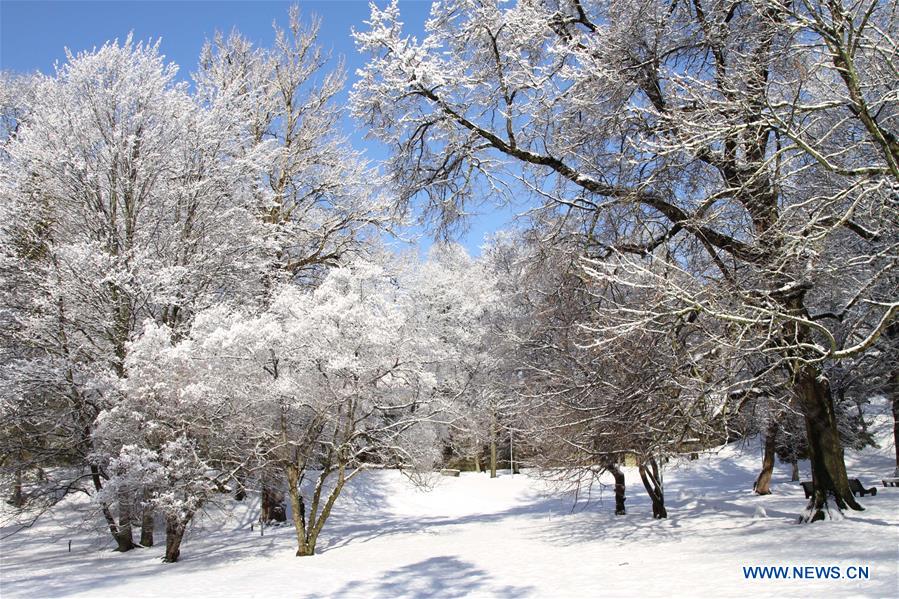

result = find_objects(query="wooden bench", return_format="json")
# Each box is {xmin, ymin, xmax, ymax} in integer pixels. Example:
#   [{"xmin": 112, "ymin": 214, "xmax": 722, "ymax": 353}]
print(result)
[
  {"xmin": 849, "ymin": 478, "xmax": 876, "ymax": 497},
  {"xmin": 801, "ymin": 479, "xmax": 876, "ymax": 498},
  {"xmin": 440, "ymin": 469, "xmax": 461, "ymax": 477},
  {"xmin": 800, "ymin": 481, "xmax": 814, "ymax": 499},
  {"xmin": 882, "ymin": 477, "xmax": 899, "ymax": 488}
]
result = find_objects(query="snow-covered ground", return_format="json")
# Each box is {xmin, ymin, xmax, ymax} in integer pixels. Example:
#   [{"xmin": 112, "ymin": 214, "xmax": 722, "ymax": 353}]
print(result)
[{"xmin": 2, "ymin": 420, "xmax": 897, "ymax": 598}]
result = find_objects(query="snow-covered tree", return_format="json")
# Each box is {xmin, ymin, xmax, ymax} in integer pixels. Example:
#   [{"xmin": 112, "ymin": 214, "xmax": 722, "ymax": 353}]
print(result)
[
  {"xmin": 190, "ymin": 11, "xmax": 401, "ymax": 524},
  {"xmin": 195, "ymin": 6, "xmax": 391, "ymax": 288},
  {"xmin": 408, "ymin": 243, "xmax": 516, "ymax": 476},
  {"xmin": 352, "ymin": 0, "xmax": 897, "ymax": 521},
  {"xmin": 0, "ymin": 3, "xmax": 403, "ymax": 555},
  {"xmin": 98, "ymin": 317, "xmax": 260, "ymax": 561},
  {"xmin": 0, "ymin": 36, "xmax": 269, "ymax": 550},
  {"xmin": 130, "ymin": 256, "xmax": 441, "ymax": 558}
]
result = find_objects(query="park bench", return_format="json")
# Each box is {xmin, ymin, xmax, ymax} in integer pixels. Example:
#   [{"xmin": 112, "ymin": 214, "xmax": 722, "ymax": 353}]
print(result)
[
  {"xmin": 849, "ymin": 478, "xmax": 876, "ymax": 497},
  {"xmin": 440, "ymin": 469, "xmax": 461, "ymax": 477},
  {"xmin": 800, "ymin": 481, "xmax": 814, "ymax": 499},
  {"xmin": 882, "ymin": 477, "xmax": 899, "ymax": 488},
  {"xmin": 801, "ymin": 479, "xmax": 875, "ymax": 498}
]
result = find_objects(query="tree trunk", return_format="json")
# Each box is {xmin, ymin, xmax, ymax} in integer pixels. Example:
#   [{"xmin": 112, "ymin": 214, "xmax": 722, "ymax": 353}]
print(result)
[
  {"xmin": 883, "ymin": 308, "xmax": 899, "ymax": 476},
  {"xmin": 794, "ymin": 365, "xmax": 862, "ymax": 521},
  {"xmin": 260, "ymin": 485, "xmax": 273, "ymax": 523},
  {"xmin": 293, "ymin": 466, "xmax": 347, "ymax": 557},
  {"xmin": 260, "ymin": 485, "xmax": 285, "ymax": 523},
  {"xmin": 140, "ymin": 497, "xmax": 154, "ymax": 547},
  {"xmin": 889, "ymin": 324, "xmax": 899, "ymax": 474},
  {"xmin": 8, "ymin": 468, "xmax": 23, "ymax": 507},
  {"xmin": 489, "ymin": 436, "xmax": 497, "ymax": 479},
  {"xmin": 297, "ymin": 532, "xmax": 317, "ymax": 557},
  {"xmin": 791, "ymin": 460, "xmax": 800, "ymax": 482},
  {"xmin": 509, "ymin": 435, "xmax": 519, "ymax": 474},
  {"xmin": 607, "ymin": 462, "xmax": 626, "ymax": 515},
  {"xmin": 113, "ymin": 491, "xmax": 137, "ymax": 551},
  {"xmin": 89, "ymin": 464, "xmax": 134, "ymax": 552},
  {"xmin": 489, "ymin": 415, "xmax": 498, "ymax": 479},
  {"xmin": 286, "ymin": 465, "xmax": 310, "ymax": 557},
  {"xmin": 117, "ymin": 490, "xmax": 136, "ymax": 550},
  {"xmin": 474, "ymin": 453, "xmax": 482, "ymax": 473},
  {"xmin": 234, "ymin": 472, "xmax": 247, "ymax": 501},
  {"xmin": 638, "ymin": 457, "xmax": 666, "ymax": 519},
  {"xmin": 753, "ymin": 420, "xmax": 777, "ymax": 495},
  {"xmin": 892, "ymin": 392, "xmax": 899, "ymax": 476},
  {"xmin": 163, "ymin": 514, "xmax": 190, "ymax": 563},
  {"xmin": 108, "ymin": 513, "xmax": 134, "ymax": 551}
]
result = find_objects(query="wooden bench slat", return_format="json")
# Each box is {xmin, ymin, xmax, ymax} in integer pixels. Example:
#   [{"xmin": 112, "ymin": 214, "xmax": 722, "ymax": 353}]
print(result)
[{"xmin": 800, "ymin": 479, "xmax": 878, "ymax": 497}]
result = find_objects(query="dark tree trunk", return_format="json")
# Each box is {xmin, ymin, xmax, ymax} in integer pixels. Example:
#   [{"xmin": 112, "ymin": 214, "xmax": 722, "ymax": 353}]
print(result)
[
  {"xmin": 259, "ymin": 487, "xmax": 287, "ymax": 524},
  {"xmin": 140, "ymin": 498, "xmax": 154, "ymax": 547},
  {"xmin": 791, "ymin": 460, "xmax": 800, "ymax": 482},
  {"xmin": 892, "ymin": 392, "xmax": 899, "ymax": 475},
  {"xmin": 489, "ymin": 432, "xmax": 497, "ymax": 479},
  {"xmin": 117, "ymin": 490, "xmax": 136, "ymax": 550},
  {"xmin": 163, "ymin": 514, "xmax": 190, "ymax": 563},
  {"xmin": 795, "ymin": 366, "xmax": 862, "ymax": 521},
  {"xmin": 111, "ymin": 515, "xmax": 135, "ymax": 552},
  {"xmin": 753, "ymin": 420, "xmax": 778, "ymax": 495},
  {"xmin": 638, "ymin": 457, "xmax": 666, "ymax": 519},
  {"xmin": 885, "ymin": 323, "xmax": 898, "ymax": 474},
  {"xmin": 8, "ymin": 468, "xmax": 23, "ymax": 507},
  {"xmin": 234, "ymin": 475, "xmax": 247, "ymax": 501},
  {"xmin": 108, "ymin": 514, "xmax": 134, "ymax": 551},
  {"xmin": 260, "ymin": 486, "xmax": 272, "ymax": 522},
  {"xmin": 260, "ymin": 486, "xmax": 286, "ymax": 523},
  {"xmin": 90, "ymin": 464, "xmax": 135, "ymax": 552},
  {"xmin": 607, "ymin": 462, "xmax": 626, "ymax": 515}
]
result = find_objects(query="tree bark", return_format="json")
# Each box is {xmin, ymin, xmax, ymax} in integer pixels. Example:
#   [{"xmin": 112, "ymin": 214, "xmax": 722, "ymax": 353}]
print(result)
[
  {"xmin": 304, "ymin": 469, "xmax": 345, "ymax": 557},
  {"xmin": 163, "ymin": 513, "xmax": 190, "ymax": 563},
  {"xmin": 89, "ymin": 464, "xmax": 134, "ymax": 552},
  {"xmin": 286, "ymin": 465, "xmax": 309, "ymax": 557},
  {"xmin": 510, "ymin": 438, "xmax": 519, "ymax": 474},
  {"xmin": 791, "ymin": 460, "xmax": 800, "ymax": 482},
  {"xmin": 607, "ymin": 462, "xmax": 626, "ymax": 515},
  {"xmin": 489, "ymin": 438, "xmax": 497, "ymax": 478},
  {"xmin": 293, "ymin": 466, "xmax": 347, "ymax": 557},
  {"xmin": 892, "ymin": 392, "xmax": 899, "ymax": 476},
  {"xmin": 8, "ymin": 468, "xmax": 23, "ymax": 507},
  {"xmin": 889, "ymin": 324, "xmax": 899, "ymax": 474},
  {"xmin": 638, "ymin": 457, "xmax": 666, "ymax": 519},
  {"xmin": 753, "ymin": 420, "xmax": 778, "ymax": 495},
  {"xmin": 260, "ymin": 485, "xmax": 285, "ymax": 523},
  {"xmin": 140, "ymin": 497, "xmax": 154, "ymax": 547},
  {"xmin": 489, "ymin": 416, "xmax": 498, "ymax": 478},
  {"xmin": 110, "ymin": 514, "xmax": 134, "ymax": 551},
  {"xmin": 474, "ymin": 453, "xmax": 481, "ymax": 473},
  {"xmin": 234, "ymin": 471, "xmax": 247, "ymax": 501},
  {"xmin": 117, "ymin": 490, "xmax": 136, "ymax": 550},
  {"xmin": 795, "ymin": 365, "xmax": 862, "ymax": 521},
  {"xmin": 260, "ymin": 485, "xmax": 273, "ymax": 523}
]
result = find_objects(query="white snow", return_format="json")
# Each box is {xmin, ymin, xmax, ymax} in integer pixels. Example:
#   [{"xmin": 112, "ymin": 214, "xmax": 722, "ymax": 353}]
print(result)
[{"xmin": 2, "ymin": 420, "xmax": 897, "ymax": 598}]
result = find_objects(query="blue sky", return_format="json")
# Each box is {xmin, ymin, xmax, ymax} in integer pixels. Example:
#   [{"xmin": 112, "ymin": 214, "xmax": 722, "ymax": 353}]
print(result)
[{"xmin": 0, "ymin": 0, "xmax": 518, "ymax": 255}]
